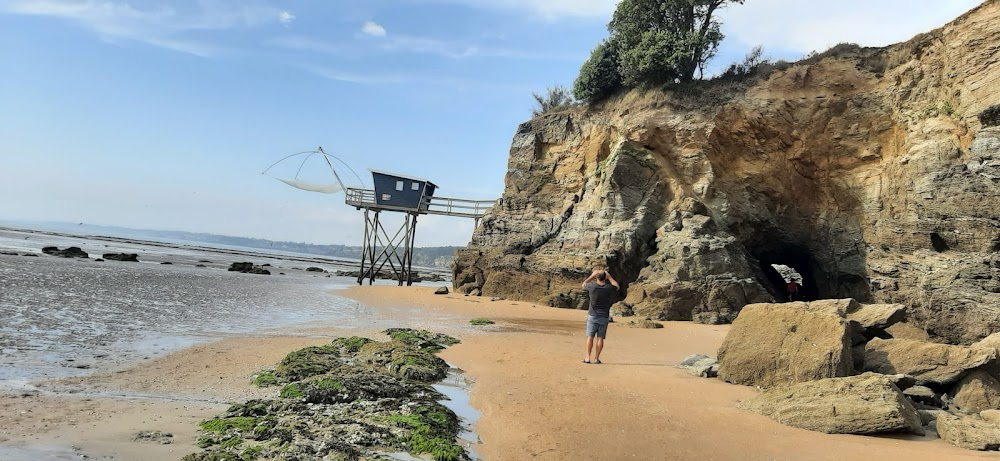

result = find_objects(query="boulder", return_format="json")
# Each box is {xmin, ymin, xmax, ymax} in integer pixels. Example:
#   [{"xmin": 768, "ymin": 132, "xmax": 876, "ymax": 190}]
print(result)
[
  {"xmin": 677, "ymin": 354, "xmax": 719, "ymax": 378},
  {"xmin": 103, "ymin": 253, "xmax": 139, "ymax": 262},
  {"xmin": 305, "ymin": 267, "xmax": 325, "ymax": 272},
  {"xmin": 42, "ymin": 246, "xmax": 89, "ymax": 258},
  {"xmin": 936, "ymin": 412, "xmax": 1000, "ymax": 451},
  {"xmin": 228, "ymin": 262, "xmax": 270, "ymax": 275},
  {"xmin": 903, "ymin": 386, "xmax": 941, "ymax": 406},
  {"xmin": 738, "ymin": 373, "xmax": 924, "ymax": 435},
  {"xmin": 434, "ymin": 287, "xmax": 449, "ymax": 295},
  {"xmin": 885, "ymin": 322, "xmax": 931, "ymax": 341},
  {"xmin": 886, "ymin": 374, "xmax": 918, "ymax": 391},
  {"xmin": 918, "ymin": 409, "xmax": 947, "ymax": 425},
  {"xmin": 974, "ymin": 333, "xmax": 1000, "ymax": 378},
  {"xmin": 953, "ymin": 370, "xmax": 1000, "ymax": 413},
  {"xmin": 864, "ymin": 338, "xmax": 998, "ymax": 386},
  {"xmin": 981, "ymin": 410, "xmax": 1000, "ymax": 425},
  {"xmin": 628, "ymin": 319, "xmax": 663, "ymax": 329},
  {"xmin": 132, "ymin": 430, "xmax": 173, "ymax": 444},
  {"xmin": 610, "ymin": 302, "xmax": 635, "ymax": 318},
  {"xmin": 717, "ymin": 301, "xmax": 856, "ymax": 388},
  {"xmin": 845, "ymin": 303, "xmax": 906, "ymax": 332}
]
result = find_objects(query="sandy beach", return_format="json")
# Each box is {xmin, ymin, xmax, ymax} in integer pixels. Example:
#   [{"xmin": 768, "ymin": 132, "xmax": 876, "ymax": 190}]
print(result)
[{"xmin": 1, "ymin": 286, "xmax": 994, "ymax": 460}]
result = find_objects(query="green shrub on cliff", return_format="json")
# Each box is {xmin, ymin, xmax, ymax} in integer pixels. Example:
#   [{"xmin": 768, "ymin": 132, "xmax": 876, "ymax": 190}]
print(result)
[
  {"xmin": 573, "ymin": 40, "xmax": 622, "ymax": 102},
  {"xmin": 531, "ymin": 86, "xmax": 575, "ymax": 117}
]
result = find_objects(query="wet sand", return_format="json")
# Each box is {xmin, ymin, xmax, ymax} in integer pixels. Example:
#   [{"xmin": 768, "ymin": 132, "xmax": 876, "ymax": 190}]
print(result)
[
  {"xmin": 1, "ymin": 286, "xmax": 995, "ymax": 460},
  {"xmin": 347, "ymin": 287, "xmax": 994, "ymax": 461}
]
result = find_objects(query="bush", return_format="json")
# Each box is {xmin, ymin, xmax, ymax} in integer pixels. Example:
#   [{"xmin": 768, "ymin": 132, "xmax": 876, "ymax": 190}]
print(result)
[
  {"xmin": 573, "ymin": 40, "xmax": 622, "ymax": 102},
  {"xmin": 531, "ymin": 86, "xmax": 575, "ymax": 117},
  {"xmin": 717, "ymin": 45, "xmax": 769, "ymax": 82}
]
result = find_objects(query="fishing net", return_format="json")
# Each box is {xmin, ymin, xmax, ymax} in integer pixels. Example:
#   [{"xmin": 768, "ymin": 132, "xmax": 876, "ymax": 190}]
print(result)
[{"xmin": 263, "ymin": 148, "xmax": 365, "ymax": 194}]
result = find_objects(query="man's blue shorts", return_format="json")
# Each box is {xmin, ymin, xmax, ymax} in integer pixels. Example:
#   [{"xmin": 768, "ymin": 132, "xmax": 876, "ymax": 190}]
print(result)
[{"xmin": 586, "ymin": 315, "xmax": 609, "ymax": 338}]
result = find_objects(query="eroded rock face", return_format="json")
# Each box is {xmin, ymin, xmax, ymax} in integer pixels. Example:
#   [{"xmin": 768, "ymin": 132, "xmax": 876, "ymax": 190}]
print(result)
[
  {"xmin": 936, "ymin": 412, "xmax": 1000, "ymax": 451},
  {"xmin": 954, "ymin": 370, "xmax": 1000, "ymax": 413},
  {"xmin": 863, "ymin": 338, "xmax": 997, "ymax": 386},
  {"xmin": 738, "ymin": 373, "xmax": 923, "ymax": 435},
  {"xmin": 845, "ymin": 303, "xmax": 906, "ymax": 332},
  {"xmin": 717, "ymin": 300, "xmax": 856, "ymax": 388},
  {"xmin": 453, "ymin": 2, "xmax": 1000, "ymax": 343}
]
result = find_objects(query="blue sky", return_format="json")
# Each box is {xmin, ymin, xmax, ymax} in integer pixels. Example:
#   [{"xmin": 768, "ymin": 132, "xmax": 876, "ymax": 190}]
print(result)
[{"xmin": 0, "ymin": 0, "xmax": 983, "ymax": 246}]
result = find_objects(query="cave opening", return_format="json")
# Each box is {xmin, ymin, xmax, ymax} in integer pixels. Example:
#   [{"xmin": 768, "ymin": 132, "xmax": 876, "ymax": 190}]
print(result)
[
  {"xmin": 930, "ymin": 233, "xmax": 949, "ymax": 252},
  {"xmin": 754, "ymin": 244, "xmax": 822, "ymax": 302}
]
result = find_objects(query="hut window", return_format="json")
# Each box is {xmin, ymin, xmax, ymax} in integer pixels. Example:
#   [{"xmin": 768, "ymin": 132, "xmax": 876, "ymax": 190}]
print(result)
[
  {"xmin": 395, "ymin": 181, "xmax": 404, "ymax": 191},
  {"xmin": 412, "ymin": 182, "xmax": 420, "ymax": 191}
]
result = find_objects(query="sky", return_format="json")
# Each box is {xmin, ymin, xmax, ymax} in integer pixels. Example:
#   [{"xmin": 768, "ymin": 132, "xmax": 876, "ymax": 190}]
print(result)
[{"xmin": 0, "ymin": 0, "xmax": 984, "ymax": 246}]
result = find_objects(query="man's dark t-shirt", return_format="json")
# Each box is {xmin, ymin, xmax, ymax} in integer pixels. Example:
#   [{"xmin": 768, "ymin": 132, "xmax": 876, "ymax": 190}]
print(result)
[{"xmin": 585, "ymin": 281, "xmax": 618, "ymax": 324}]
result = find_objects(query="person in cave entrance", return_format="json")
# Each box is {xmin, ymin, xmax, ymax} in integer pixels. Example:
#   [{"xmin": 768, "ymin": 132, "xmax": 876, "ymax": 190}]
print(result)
[{"xmin": 786, "ymin": 278, "xmax": 800, "ymax": 302}]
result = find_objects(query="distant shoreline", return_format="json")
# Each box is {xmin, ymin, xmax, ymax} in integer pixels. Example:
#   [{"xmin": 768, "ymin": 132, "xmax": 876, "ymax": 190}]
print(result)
[
  {"xmin": 0, "ymin": 220, "xmax": 458, "ymax": 269},
  {"xmin": 0, "ymin": 225, "xmax": 450, "ymax": 275}
]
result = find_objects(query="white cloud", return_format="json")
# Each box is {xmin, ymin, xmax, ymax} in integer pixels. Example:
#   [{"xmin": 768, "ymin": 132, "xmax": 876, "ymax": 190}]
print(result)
[
  {"xmin": 417, "ymin": 0, "xmax": 618, "ymax": 20},
  {"xmin": 273, "ymin": 32, "xmax": 570, "ymax": 61},
  {"xmin": 361, "ymin": 20, "xmax": 386, "ymax": 37},
  {"xmin": 298, "ymin": 64, "xmax": 530, "ymax": 93},
  {"xmin": 0, "ymin": 0, "xmax": 289, "ymax": 56},
  {"xmin": 278, "ymin": 10, "xmax": 294, "ymax": 25},
  {"xmin": 710, "ymin": 0, "xmax": 982, "ymax": 54}
]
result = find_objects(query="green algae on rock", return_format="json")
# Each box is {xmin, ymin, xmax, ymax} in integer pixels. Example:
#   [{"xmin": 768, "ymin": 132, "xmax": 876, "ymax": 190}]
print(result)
[
  {"xmin": 184, "ymin": 329, "xmax": 468, "ymax": 461},
  {"xmin": 384, "ymin": 328, "xmax": 460, "ymax": 352},
  {"xmin": 274, "ymin": 345, "xmax": 340, "ymax": 382},
  {"xmin": 469, "ymin": 318, "xmax": 495, "ymax": 325}
]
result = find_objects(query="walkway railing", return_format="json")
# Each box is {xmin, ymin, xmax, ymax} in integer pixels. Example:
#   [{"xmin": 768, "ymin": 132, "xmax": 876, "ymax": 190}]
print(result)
[
  {"xmin": 345, "ymin": 188, "xmax": 377, "ymax": 208},
  {"xmin": 423, "ymin": 196, "xmax": 495, "ymax": 218},
  {"xmin": 344, "ymin": 187, "xmax": 495, "ymax": 218}
]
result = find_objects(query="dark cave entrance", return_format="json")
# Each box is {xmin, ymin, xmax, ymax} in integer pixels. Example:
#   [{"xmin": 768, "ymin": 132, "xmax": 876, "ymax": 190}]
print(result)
[
  {"xmin": 754, "ymin": 244, "xmax": 822, "ymax": 302},
  {"xmin": 746, "ymin": 234, "xmax": 872, "ymax": 303}
]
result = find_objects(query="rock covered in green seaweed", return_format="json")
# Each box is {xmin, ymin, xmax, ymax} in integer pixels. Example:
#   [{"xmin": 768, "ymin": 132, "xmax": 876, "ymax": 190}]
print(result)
[
  {"xmin": 188, "ymin": 330, "xmax": 467, "ymax": 461},
  {"xmin": 274, "ymin": 345, "xmax": 340, "ymax": 382},
  {"xmin": 384, "ymin": 328, "xmax": 460, "ymax": 352}
]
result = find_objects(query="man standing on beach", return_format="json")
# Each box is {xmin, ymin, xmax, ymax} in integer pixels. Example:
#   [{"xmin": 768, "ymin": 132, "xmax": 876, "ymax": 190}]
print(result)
[{"xmin": 581, "ymin": 269, "xmax": 619, "ymax": 364}]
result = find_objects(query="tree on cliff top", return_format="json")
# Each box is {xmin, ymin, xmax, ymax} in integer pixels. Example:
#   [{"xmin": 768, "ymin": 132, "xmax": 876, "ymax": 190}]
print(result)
[
  {"xmin": 573, "ymin": 0, "xmax": 745, "ymax": 102},
  {"xmin": 573, "ymin": 40, "xmax": 622, "ymax": 102}
]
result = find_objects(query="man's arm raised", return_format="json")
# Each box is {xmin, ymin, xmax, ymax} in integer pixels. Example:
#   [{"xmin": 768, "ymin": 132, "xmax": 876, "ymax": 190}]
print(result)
[
  {"xmin": 607, "ymin": 272, "xmax": 620, "ymax": 289},
  {"xmin": 581, "ymin": 270, "xmax": 598, "ymax": 289}
]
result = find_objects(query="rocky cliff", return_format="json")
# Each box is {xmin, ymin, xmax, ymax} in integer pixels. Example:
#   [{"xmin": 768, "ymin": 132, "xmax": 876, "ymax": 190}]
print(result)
[{"xmin": 454, "ymin": 0, "xmax": 1000, "ymax": 344}]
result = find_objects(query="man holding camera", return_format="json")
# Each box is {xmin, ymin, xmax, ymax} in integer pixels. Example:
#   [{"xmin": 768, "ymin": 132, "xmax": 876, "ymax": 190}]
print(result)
[{"xmin": 581, "ymin": 268, "xmax": 620, "ymax": 364}]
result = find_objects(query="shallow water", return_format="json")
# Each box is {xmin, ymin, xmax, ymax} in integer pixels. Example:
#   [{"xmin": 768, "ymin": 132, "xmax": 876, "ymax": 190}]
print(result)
[
  {"xmin": 435, "ymin": 370, "xmax": 483, "ymax": 459},
  {"xmin": 0, "ymin": 228, "xmax": 395, "ymax": 386},
  {"xmin": 0, "ymin": 227, "xmax": 479, "ymax": 460}
]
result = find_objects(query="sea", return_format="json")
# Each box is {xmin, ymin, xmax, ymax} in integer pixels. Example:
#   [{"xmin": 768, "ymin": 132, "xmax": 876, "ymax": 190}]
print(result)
[{"xmin": 0, "ymin": 226, "xmax": 450, "ymax": 390}]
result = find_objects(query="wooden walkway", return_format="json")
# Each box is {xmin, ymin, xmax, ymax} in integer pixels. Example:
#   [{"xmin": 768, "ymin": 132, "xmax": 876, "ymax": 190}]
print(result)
[{"xmin": 344, "ymin": 188, "xmax": 495, "ymax": 219}]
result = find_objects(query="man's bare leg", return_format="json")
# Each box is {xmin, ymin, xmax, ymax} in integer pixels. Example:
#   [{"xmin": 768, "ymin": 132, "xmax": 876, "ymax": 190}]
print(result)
[
  {"xmin": 584, "ymin": 336, "xmax": 594, "ymax": 362},
  {"xmin": 594, "ymin": 338, "xmax": 604, "ymax": 363}
]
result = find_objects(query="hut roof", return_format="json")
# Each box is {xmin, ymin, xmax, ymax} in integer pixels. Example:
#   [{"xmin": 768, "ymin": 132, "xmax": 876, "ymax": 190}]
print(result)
[{"xmin": 369, "ymin": 169, "xmax": 438, "ymax": 188}]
